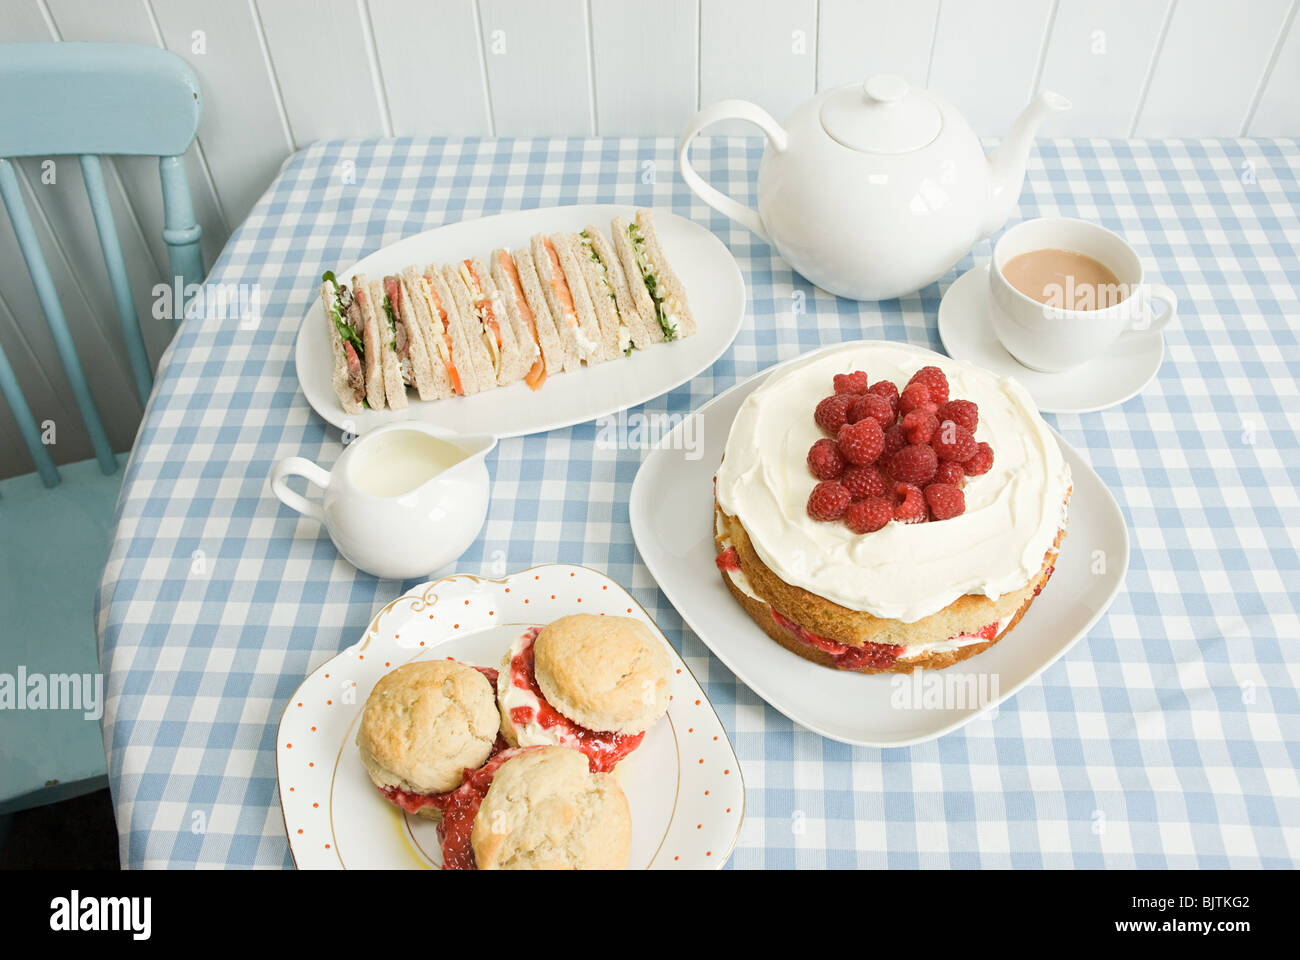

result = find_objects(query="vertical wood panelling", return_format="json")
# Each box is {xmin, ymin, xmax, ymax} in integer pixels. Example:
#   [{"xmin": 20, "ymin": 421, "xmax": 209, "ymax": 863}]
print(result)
[
  {"xmin": 255, "ymin": 0, "xmax": 387, "ymax": 145},
  {"xmin": 698, "ymin": 0, "xmax": 817, "ymax": 134},
  {"xmin": 151, "ymin": 0, "xmax": 294, "ymax": 225},
  {"xmin": 928, "ymin": 0, "xmax": 1055, "ymax": 136},
  {"xmin": 1, "ymin": 0, "xmax": 1298, "ymax": 480},
  {"xmin": 368, "ymin": 0, "xmax": 492, "ymax": 136},
  {"xmin": 1244, "ymin": 1, "xmax": 1299, "ymax": 136},
  {"xmin": 47, "ymin": 0, "xmax": 229, "ymax": 270},
  {"xmin": 1037, "ymin": 0, "xmax": 1168, "ymax": 138},
  {"xmin": 0, "ymin": 164, "xmax": 141, "ymax": 468},
  {"xmin": 590, "ymin": 0, "xmax": 698, "ymax": 135},
  {"xmin": 1135, "ymin": 0, "xmax": 1291, "ymax": 137},
  {"xmin": 478, "ymin": 0, "xmax": 593, "ymax": 136},
  {"xmin": 0, "ymin": 0, "xmax": 152, "ymax": 475},
  {"xmin": 816, "ymin": 0, "xmax": 939, "ymax": 92}
]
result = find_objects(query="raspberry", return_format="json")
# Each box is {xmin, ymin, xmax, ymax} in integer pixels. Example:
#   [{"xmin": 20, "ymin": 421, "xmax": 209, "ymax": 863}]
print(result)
[
  {"xmin": 845, "ymin": 496, "xmax": 894, "ymax": 534},
  {"xmin": 836, "ymin": 418, "xmax": 884, "ymax": 466},
  {"xmin": 841, "ymin": 463, "xmax": 887, "ymax": 500},
  {"xmin": 867, "ymin": 380, "xmax": 900, "ymax": 416},
  {"xmin": 964, "ymin": 441, "xmax": 994, "ymax": 476},
  {"xmin": 932, "ymin": 420, "xmax": 977, "ymax": 462},
  {"xmin": 849, "ymin": 393, "xmax": 894, "ymax": 429},
  {"xmin": 888, "ymin": 443, "xmax": 937, "ymax": 485},
  {"xmin": 882, "ymin": 423, "xmax": 908, "ymax": 457},
  {"xmin": 899, "ymin": 382, "xmax": 937, "ymax": 417},
  {"xmin": 938, "ymin": 399, "xmax": 978, "ymax": 434},
  {"xmin": 833, "ymin": 370, "xmax": 870, "ymax": 395},
  {"xmin": 924, "ymin": 483, "xmax": 966, "ymax": 520},
  {"xmin": 814, "ymin": 394, "xmax": 856, "ymax": 435},
  {"xmin": 892, "ymin": 482, "xmax": 927, "ymax": 523},
  {"xmin": 807, "ymin": 438, "xmax": 846, "ymax": 480},
  {"xmin": 902, "ymin": 410, "xmax": 939, "ymax": 445},
  {"xmin": 934, "ymin": 460, "xmax": 966, "ymax": 486},
  {"xmin": 907, "ymin": 365, "xmax": 949, "ymax": 405},
  {"xmin": 715, "ymin": 546, "xmax": 741, "ymax": 571},
  {"xmin": 807, "ymin": 481, "xmax": 851, "ymax": 521}
]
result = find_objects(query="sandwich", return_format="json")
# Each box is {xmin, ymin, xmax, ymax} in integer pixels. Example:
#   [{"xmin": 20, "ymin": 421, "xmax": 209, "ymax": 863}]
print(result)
[
  {"xmin": 318, "ymin": 208, "xmax": 695, "ymax": 413},
  {"xmin": 320, "ymin": 272, "xmax": 378, "ymax": 413},
  {"xmin": 611, "ymin": 210, "xmax": 696, "ymax": 342},
  {"xmin": 445, "ymin": 259, "xmax": 532, "ymax": 387},
  {"xmin": 490, "ymin": 248, "xmax": 564, "ymax": 388},
  {"xmin": 495, "ymin": 614, "xmax": 672, "ymax": 772},
  {"xmin": 382, "ymin": 273, "xmax": 443, "ymax": 402},
  {"xmin": 395, "ymin": 267, "xmax": 454, "ymax": 399},
  {"xmin": 353, "ymin": 274, "xmax": 407, "ymax": 410},
  {"xmin": 575, "ymin": 225, "xmax": 658, "ymax": 358},
  {"xmin": 530, "ymin": 233, "xmax": 604, "ymax": 370},
  {"xmin": 422, "ymin": 264, "xmax": 494, "ymax": 395}
]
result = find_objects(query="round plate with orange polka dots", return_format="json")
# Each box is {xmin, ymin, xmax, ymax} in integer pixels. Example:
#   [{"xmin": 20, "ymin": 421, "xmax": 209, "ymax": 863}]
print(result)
[{"xmin": 277, "ymin": 563, "xmax": 744, "ymax": 869}]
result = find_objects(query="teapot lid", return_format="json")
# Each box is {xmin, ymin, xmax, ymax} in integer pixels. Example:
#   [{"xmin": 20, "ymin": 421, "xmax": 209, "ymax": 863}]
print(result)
[{"xmin": 820, "ymin": 75, "xmax": 942, "ymax": 154}]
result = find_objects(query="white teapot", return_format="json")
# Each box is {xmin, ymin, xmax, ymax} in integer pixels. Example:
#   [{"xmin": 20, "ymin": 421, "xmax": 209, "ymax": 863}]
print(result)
[{"xmin": 679, "ymin": 75, "xmax": 1070, "ymax": 301}]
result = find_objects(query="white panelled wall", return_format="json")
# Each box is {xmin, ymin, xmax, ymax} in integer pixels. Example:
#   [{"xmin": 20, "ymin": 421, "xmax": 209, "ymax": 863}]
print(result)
[{"xmin": 0, "ymin": 0, "xmax": 1297, "ymax": 478}]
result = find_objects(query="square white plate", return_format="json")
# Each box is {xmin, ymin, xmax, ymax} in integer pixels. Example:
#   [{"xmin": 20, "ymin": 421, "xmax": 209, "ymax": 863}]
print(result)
[
  {"xmin": 277, "ymin": 564, "xmax": 744, "ymax": 868},
  {"xmin": 295, "ymin": 205, "xmax": 745, "ymax": 436},
  {"xmin": 629, "ymin": 344, "xmax": 1130, "ymax": 747}
]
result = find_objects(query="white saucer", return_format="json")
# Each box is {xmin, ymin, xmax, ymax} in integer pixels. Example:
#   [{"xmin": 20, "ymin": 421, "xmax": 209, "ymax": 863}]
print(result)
[{"xmin": 937, "ymin": 265, "xmax": 1165, "ymax": 414}]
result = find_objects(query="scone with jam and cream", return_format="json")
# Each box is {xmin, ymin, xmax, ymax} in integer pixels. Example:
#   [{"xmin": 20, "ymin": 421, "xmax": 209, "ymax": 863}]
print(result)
[
  {"xmin": 496, "ymin": 614, "xmax": 672, "ymax": 771},
  {"xmin": 470, "ymin": 746, "xmax": 631, "ymax": 870},
  {"xmin": 714, "ymin": 341, "xmax": 1071, "ymax": 674},
  {"xmin": 356, "ymin": 660, "xmax": 502, "ymax": 819}
]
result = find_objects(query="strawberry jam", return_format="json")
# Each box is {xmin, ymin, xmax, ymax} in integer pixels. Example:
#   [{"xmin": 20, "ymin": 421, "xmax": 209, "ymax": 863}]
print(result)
[
  {"xmin": 376, "ymin": 661, "xmax": 505, "ymax": 820},
  {"xmin": 427, "ymin": 746, "xmax": 540, "ymax": 870},
  {"xmin": 770, "ymin": 607, "xmax": 904, "ymax": 670},
  {"xmin": 506, "ymin": 627, "xmax": 644, "ymax": 773},
  {"xmin": 770, "ymin": 607, "xmax": 1000, "ymax": 671},
  {"xmin": 715, "ymin": 546, "xmax": 741, "ymax": 572}
]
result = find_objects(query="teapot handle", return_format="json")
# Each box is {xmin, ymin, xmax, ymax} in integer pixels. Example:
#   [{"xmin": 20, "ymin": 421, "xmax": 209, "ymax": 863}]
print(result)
[
  {"xmin": 271, "ymin": 456, "xmax": 331, "ymax": 524},
  {"xmin": 678, "ymin": 100, "xmax": 788, "ymax": 243}
]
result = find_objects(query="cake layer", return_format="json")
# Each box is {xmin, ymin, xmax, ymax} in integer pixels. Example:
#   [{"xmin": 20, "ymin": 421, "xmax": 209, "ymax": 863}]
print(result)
[{"xmin": 714, "ymin": 341, "xmax": 1072, "ymax": 622}]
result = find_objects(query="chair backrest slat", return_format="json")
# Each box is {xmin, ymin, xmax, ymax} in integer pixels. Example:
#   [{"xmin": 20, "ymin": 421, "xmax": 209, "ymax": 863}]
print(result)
[
  {"xmin": 158, "ymin": 154, "xmax": 205, "ymax": 303},
  {"xmin": 0, "ymin": 158, "xmax": 117, "ymax": 478},
  {"xmin": 0, "ymin": 330, "xmax": 59, "ymax": 487},
  {"xmin": 0, "ymin": 43, "xmax": 204, "ymax": 483},
  {"xmin": 79, "ymin": 154, "xmax": 152, "ymax": 404}
]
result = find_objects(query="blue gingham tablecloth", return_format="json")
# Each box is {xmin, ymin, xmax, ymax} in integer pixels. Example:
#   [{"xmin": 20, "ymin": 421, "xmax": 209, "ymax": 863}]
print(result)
[{"xmin": 95, "ymin": 136, "xmax": 1300, "ymax": 869}]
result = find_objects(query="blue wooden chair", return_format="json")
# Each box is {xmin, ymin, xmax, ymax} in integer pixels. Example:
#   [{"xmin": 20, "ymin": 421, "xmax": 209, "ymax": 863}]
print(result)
[{"xmin": 0, "ymin": 43, "xmax": 204, "ymax": 822}]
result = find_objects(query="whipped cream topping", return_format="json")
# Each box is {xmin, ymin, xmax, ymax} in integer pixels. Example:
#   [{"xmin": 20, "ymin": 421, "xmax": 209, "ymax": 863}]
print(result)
[
  {"xmin": 715, "ymin": 342, "xmax": 1070, "ymax": 623},
  {"xmin": 496, "ymin": 633, "xmax": 560, "ymax": 748}
]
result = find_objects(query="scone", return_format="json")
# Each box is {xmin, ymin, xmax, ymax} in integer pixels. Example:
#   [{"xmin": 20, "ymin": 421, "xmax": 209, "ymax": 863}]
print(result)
[
  {"xmin": 471, "ymin": 746, "xmax": 631, "ymax": 870},
  {"xmin": 356, "ymin": 659, "xmax": 500, "ymax": 819},
  {"xmin": 713, "ymin": 341, "xmax": 1072, "ymax": 674},
  {"xmin": 496, "ymin": 614, "xmax": 671, "ymax": 771}
]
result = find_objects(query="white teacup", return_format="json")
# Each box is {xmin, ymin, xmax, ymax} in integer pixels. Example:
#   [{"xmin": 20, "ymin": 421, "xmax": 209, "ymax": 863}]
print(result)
[{"xmin": 988, "ymin": 217, "xmax": 1177, "ymax": 373}]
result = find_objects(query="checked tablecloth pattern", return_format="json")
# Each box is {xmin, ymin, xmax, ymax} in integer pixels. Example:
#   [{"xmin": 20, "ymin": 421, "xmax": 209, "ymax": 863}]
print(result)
[{"xmin": 95, "ymin": 136, "xmax": 1299, "ymax": 869}]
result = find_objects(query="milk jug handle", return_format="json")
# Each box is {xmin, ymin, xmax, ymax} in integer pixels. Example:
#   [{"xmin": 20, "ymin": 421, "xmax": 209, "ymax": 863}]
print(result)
[{"xmin": 271, "ymin": 456, "xmax": 330, "ymax": 524}]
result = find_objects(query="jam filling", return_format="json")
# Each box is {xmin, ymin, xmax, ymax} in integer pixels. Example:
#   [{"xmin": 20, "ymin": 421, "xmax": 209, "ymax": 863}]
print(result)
[
  {"xmin": 715, "ymin": 546, "xmax": 741, "ymax": 571},
  {"xmin": 427, "ymin": 745, "xmax": 544, "ymax": 870},
  {"xmin": 768, "ymin": 606, "xmax": 998, "ymax": 671},
  {"xmin": 507, "ymin": 627, "xmax": 644, "ymax": 773},
  {"xmin": 376, "ymin": 662, "xmax": 504, "ymax": 822}
]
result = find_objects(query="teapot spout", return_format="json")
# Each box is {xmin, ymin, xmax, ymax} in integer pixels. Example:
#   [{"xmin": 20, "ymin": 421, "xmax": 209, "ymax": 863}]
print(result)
[{"xmin": 981, "ymin": 90, "xmax": 1071, "ymax": 238}]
